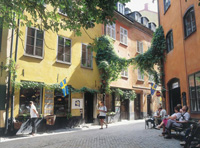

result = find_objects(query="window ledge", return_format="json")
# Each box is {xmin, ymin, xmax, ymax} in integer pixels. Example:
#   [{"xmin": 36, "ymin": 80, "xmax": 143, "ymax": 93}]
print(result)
[
  {"xmin": 58, "ymin": 12, "xmax": 68, "ymax": 17},
  {"xmin": 56, "ymin": 60, "xmax": 71, "ymax": 65},
  {"xmin": 23, "ymin": 54, "xmax": 43, "ymax": 60},
  {"xmin": 184, "ymin": 29, "xmax": 196, "ymax": 40},
  {"xmin": 120, "ymin": 42, "xmax": 128, "ymax": 47},
  {"xmin": 121, "ymin": 76, "xmax": 128, "ymax": 79},
  {"xmin": 137, "ymin": 79, "xmax": 144, "ymax": 82},
  {"xmin": 81, "ymin": 65, "xmax": 93, "ymax": 70}
]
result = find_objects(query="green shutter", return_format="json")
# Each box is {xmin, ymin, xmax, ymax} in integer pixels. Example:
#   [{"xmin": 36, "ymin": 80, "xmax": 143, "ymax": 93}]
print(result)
[{"xmin": 0, "ymin": 85, "xmax": 6, "ymax": 110}]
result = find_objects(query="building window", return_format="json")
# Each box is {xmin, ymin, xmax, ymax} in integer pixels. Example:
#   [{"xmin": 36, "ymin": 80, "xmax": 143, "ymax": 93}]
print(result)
[
  {"xmin": 25, "ymin": 27, "xmax": 44, "ymax": 58},
  {"xmin": 121, "ymin": 68, "xmax": 128, "ymax": 78},
  {"xmin": 148, "ymin": 73, "xmax": 154, "ymax": 82},
  {"xmin": 120, "ymin": 27, "xmax": 128, "ymax": 45},
  {"xmin": 81, "ymin": 44, "xmax": 93, "ymax": 68},
  {"xmin": 166, "ymin": 30, "xmax": 174, "ymax": 53},
  {"xmin": 57, "ymin": 36, "xmax": 71, "ymax": 63},
  {"xmin": 19, "ymin": 82, "xmax": 43, "ymax": 115},
  {"xmin": 135, "ymin": 13, "xmax": 141, "ymax": 23},
  {"xmin": 117, "ymin": 2, "xmax": 125, "ymax": 15},
  {"xmin": 164, "ymin": 0, "xmax": 171, "ymax": 12},
  {"xmin": 184, "ymin": 7, "xmax": 196, "ymax": 38},
  {"xmin": 137, "ymin": 41, "xmax": 143, "ymax": 53},
  {"xmin": 106, "ymin": 23, "xmax": 116, "ymax": 40},
  {"xmin": 138, "ymin": 69, "xmax": 144, "ymax": 81},
  {"xmin": 189, "ymin": 72, "xmax": 200, "ymax": 112}
]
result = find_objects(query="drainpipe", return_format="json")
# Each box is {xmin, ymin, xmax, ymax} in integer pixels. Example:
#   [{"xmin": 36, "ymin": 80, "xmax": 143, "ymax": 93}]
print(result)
[
  {"xmin": 10, "ymin": 18, "xmax": 20, "ymax": 131},
  {"xmin": 5, "ymin": 14, "xmax": 15, "ymax": 135}
]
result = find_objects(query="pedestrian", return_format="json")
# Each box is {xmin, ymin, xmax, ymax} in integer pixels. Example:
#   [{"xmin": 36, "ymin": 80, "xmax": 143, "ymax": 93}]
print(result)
[
  {"xmin": 29, "ymin": 101, "xmax": 39, "ymax": 136},
  {"xmin": 98, "ymin": 101, "xmax": 108, "ymax": 129}
]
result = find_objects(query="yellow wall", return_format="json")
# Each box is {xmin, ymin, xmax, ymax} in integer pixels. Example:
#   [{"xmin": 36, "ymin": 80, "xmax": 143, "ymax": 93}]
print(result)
[{"xmin": 10, "ymin": 5, "xmax": 102, "ymax": 118}]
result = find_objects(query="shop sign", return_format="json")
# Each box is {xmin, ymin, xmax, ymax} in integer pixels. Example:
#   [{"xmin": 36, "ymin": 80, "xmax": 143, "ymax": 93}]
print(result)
[
  {"xmin": 44, "ymin": 89, "xmax": 54, "ymax": 117},
  {"xmin": 72, "ymin": 98, "xmax": 83, "ymax": 109},
  {"xmin": 156, "ymin": 91, "xmax": 161, "ymax": 97}
]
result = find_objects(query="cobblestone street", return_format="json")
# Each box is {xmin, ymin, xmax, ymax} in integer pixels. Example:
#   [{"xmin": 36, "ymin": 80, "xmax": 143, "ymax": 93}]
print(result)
[{"xmin": 0, "ymin": 120, "xmax": 182, "ymax": 148}]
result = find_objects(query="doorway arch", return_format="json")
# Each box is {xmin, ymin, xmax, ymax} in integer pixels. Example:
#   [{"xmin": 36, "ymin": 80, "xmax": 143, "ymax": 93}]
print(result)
[{"xmin": 167, "ymin": 78, "xmax": 181, "ymax": 114}]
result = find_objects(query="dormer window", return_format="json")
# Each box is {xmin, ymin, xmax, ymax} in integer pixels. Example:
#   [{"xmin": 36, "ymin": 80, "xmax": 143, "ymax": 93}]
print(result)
[
  {"xmin": 149, "ymin": 23, "xmax": 156, "ymax": 32},
  {"xmin": 142, "ymin": 17, "xmax": 149, "ymax": 27},
  {"xmin": 135, "ymin": 13, "xmax": 141, "ymax": 23},
  {"xmin": 117, "ymin": 2, "xmax": 125, "ymax": 15}
]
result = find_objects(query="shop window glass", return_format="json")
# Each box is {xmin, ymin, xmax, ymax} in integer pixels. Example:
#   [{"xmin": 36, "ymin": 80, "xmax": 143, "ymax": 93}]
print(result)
[
  {"xmin": 19, "ymin": 86, "xmax": 43, "ymax": 115},
  {"xmin": 189, "ymin": 72, "xmax": 200, "ymax": 112},
  {"xmin": 54, "ymin": 89, "xmax": 68, "ymax": 116}
]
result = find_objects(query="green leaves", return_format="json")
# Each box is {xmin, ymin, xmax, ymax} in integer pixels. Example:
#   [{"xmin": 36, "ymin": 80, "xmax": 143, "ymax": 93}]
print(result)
[
  {"xmin": 92, "ymin": 35, "xmax": 134, "ymax": 93},
  {"xmin": 0, "ymin": 0, "xmax": 130, "ymax": 36},
  {"xmin": 133, "ymin": 26, "xmax": 166, "ymax": 84}
]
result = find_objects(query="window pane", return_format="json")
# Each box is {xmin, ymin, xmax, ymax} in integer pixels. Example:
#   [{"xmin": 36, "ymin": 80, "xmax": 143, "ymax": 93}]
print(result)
[
  {"xmin": 82, "ymin": 45, "xmax": 87, "ymax": 65},
  {"xmin": 64, "ymin": 46, "xmax": 70, "ymax": 62},
  {"xmin": 26, "ymin": 45, "xmax": 34, "ymax": 55},
  {"xmin": 195, "ymin": 73, "xmax": 200, "ymax": 111},
  {"xmin": 36, "ymin": 39, "xmax": 43, "ymax": 48},
  {"xmin": 37, "ymin": 30, "xmax": 44, "ymax": 39},
  {"xmin": 28, "ymin": 28, "xmax": 35, "ymax": 37},
  {"xmin": 58, "ymin": 45, "xmax": 64, "ymax": 61},
  {"xmin": 58, "ymin": 37, "xmax": 64, "ymax": 45},
  {"xmin": 189, "ymin": 75, "xmax": 197, "ymax": 111},
  {"xmin": 35, "ymin": 47, "xmax": 43, "ymax": 56},
  {"xmin": 27, "ymin": 37, "xmax": 34, "ymax": 46}
]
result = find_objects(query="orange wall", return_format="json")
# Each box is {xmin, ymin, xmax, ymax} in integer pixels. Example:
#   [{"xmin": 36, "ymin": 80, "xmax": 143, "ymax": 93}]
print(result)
[{"xmin": 159, "ymin": 0, "xmax": 200, "ymax": 118}]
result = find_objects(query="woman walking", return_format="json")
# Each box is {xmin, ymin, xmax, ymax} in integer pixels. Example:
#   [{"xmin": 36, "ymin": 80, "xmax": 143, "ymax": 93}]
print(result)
[{"xmin": 98, "ymin": 101, "xmax": 108, "ymax": 129}]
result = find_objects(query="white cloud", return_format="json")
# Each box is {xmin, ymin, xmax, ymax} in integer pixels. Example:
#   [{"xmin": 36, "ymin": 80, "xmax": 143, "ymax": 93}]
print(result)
[{"xmin": 126, "ymin": 0, "xmax": 158, "ymax": 12}]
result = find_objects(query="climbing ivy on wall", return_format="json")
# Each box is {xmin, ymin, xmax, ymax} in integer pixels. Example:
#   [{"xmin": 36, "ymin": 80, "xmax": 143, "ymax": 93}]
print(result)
[
  {"xmin": 91, "ymin": 35, "xmax": 134, "ymax": 93},
  {"xmin": 133, "ymin": 26, "xmax": 166, "ymax": 85}
]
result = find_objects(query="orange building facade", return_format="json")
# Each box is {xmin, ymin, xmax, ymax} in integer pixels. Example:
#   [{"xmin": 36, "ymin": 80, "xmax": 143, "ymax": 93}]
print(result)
[
  {"xmin": 158, "ymin": 0, "xmax": 200, "ymax": 118},
  {"xmin": 103, "ymin": 3, "xmax": 161, "ymax": 121}
]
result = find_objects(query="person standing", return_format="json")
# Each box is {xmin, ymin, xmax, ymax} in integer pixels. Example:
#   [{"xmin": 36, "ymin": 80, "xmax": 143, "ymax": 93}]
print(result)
[
  {"xmin": 98, "ymin": 101, "xmax": 108, "ymax": 129},
  {"xmin": 29, "ymin": 101, "xmax": 39, "ymax": 136}
]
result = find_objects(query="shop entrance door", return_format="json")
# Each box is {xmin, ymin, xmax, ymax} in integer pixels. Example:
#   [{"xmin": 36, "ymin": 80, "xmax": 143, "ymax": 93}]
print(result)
[
  {"xmin": 120, "ymin": 99, "xmax": 129, "ymax": 120},
  {"xmin": 147, "ymin": 94, "xmax": 151, "ymax": 116},
  {"xmin": 134, "ymin": 94, "xmax": 141, "ymax": 120},
  {"xmin": 84, "ymin": 92, "xmax": 94, "ymax": 123},
  {"xmin": 168, "ymin": 79, "xmax": 181, "ymax": 114}
]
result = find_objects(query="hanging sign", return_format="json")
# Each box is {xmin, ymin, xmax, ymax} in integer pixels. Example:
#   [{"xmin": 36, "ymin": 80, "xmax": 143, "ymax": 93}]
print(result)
[{"xmin": 156, "ymin": 91, "xmax": 161, "ymax": 97}]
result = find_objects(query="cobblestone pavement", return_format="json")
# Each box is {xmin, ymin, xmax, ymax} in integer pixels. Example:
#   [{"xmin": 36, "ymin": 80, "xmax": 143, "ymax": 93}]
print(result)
[{"xmin": 0, "ymin": 120, "xmax": 183, "ymax": 148}]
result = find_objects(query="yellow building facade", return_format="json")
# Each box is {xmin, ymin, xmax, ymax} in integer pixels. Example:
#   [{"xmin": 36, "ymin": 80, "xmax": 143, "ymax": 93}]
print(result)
[{"xmin": 0, "ymin": 5, "xmax": 103, "ymax": 131}]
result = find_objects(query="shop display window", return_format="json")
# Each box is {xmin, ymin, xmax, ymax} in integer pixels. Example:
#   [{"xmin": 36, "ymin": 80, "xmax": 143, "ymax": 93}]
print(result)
[
  {"xmin": 19, "ymin": 87, "xmax": 42, "ymax": 115},
  {"xmin": 54, "ymin": 89, "xmax": 68, "ymax": 117}
]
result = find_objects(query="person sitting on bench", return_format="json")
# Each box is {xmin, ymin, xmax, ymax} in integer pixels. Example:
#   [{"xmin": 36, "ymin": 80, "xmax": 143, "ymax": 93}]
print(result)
[{"xmin": 164, "ymin": 105, "xmax": 190, "ymax": 139}]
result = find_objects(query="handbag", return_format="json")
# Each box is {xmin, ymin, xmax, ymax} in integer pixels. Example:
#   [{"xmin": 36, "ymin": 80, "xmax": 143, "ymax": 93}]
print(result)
[{"xmin": 97, "ymin": 113, "xmax": 100, "ymax": 119}]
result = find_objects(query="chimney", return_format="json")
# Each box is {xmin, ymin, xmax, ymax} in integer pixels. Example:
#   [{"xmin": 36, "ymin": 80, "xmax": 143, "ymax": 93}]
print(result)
[{"xmin": 144, "ymin": 3, "xmax": 148, "ymax": 10}]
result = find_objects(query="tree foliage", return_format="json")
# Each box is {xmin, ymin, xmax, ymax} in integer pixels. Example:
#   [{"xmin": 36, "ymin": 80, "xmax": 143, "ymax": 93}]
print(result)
[
  {"xmin": 133, "ymin": 26, "xmax": 166, "ymax": 84},
  {"xmin": 91, "ymin": 35, "xmax": 134, "ymax": 93},
  {"xmin": 0, "ymin": 0, "xmax": 130, "ymax": 35}
]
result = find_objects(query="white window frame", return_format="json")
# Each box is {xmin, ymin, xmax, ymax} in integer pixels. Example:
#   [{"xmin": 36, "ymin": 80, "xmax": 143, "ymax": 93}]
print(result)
[
  {"xmin": 120, "ymin": 27, "xmax": 128, "ymax": 46},
  {"xmin": 106, "ymin": 23, "xmax": 116, "ymax": 40},
  {"xmin": 24, "ymin": 27, "xmax": 44, "ymax": 59},
  {"xmin": 137, "ymin": 69, "xmax": 144, "ymax": 81},
  {"xmin": 81, "ymin": 43, "xmax": 93, "ymax": 69},
  {"xmin": 137, "ymin": 41, "xmax": 143, "ymax": 54},
  {"xmin": 56, "ymin": 35, "xmax": 71, "ymax": 64},
  {"xmin": 117, "ymin": 2, "xmax": 125, "ymax": 15},
  {"xmin": 121, "ymin": 68, "xmax": 128, "ymax": 78}
]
